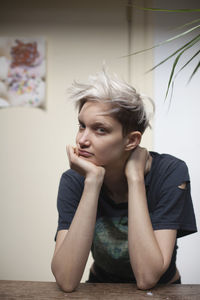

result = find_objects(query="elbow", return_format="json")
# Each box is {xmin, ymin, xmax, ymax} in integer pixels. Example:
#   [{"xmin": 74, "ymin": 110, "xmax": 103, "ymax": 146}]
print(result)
[
  {"xmin": 135, "ymin": 273, "xmax": 160, "ymax": 290},
  {"xmin": 136, "ymin": 279, "xmax": 157, "ymax": 291},
  {"xmin": 57, "ymin": 280, "xmax": 78, "ymax": 293},
  {"xmin": 136, "ymin": 264, "xmax": 169, "ymax": 290},
  {"xmin": 53, "ymin": 272, "xmax": 79, "ymax": 293},
  {"xmin": 133, "ymin": 262, "xmax": 165, "ymax": 290},
  {"xmin": 51, "ymin": 263, "xmax": 78, "ymax": 293}
]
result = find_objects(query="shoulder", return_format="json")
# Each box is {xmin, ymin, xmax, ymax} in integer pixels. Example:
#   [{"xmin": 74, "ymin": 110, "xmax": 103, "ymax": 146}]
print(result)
[
  {"xmin": 58, "ymin": 169, "xmax": 85, "ymax": 196},
  {"xmin": 56, "ymin": 170, "xmax": 84, "ymax": 232},
  {"xmin": 150, "ymin": 151, "xmax": 186, "ymax": 167},
  {"xmin": 60, "ymin": 169, "xmax": 85, "ymax": 185},
  {"xmin": 149, "ymin": 152, "xmax": 190, "ymax": 187}
]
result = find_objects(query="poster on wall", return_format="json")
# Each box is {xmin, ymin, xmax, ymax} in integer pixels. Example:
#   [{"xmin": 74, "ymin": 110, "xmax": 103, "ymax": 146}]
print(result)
[{"xmin": 0, "ymin": 37, "xmax": 46, "ymax": 109}]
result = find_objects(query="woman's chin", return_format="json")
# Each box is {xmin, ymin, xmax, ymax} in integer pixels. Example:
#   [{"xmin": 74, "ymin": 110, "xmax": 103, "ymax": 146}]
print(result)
[{"xmin": 80, "ymin": 156, "xmax": 103, "ymax": 167}]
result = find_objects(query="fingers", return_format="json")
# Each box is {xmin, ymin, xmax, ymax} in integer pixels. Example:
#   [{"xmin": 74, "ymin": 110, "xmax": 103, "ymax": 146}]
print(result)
[
  {"xmin": 66, "ymin": 145, "xmax": 89, "ymax": 175},
  {"xmin": 66, "ymin": 145, "xmax": 70, "ymax": 159},
  {"xmin": 67, "ymin": 145, "xmax": 78, "ymax": 156},
  {"xmin": 132, "ymin": 146, "xmax": 148, "ymax": 161},
  {"xmin": 66, "ymin": 145, "xmax": 77, "ymax": 167},
  {"xmin": 66, "ymin": 145, "xmax": 72, "ymax": 162}
]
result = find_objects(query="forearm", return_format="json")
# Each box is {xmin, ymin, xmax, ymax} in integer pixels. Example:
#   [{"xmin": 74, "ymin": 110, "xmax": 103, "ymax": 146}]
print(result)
[
  {"xmin": 51, "ymin": 178, "xmax": 102, "ymax": 291},
  {"xmin": 128, "ymin": 178, "xmax": 164, "ymax": 289}
]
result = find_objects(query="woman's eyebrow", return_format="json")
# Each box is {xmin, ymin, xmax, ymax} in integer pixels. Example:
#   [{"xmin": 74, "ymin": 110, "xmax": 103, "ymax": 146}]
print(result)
[
  {"xmin": 78, "ymin": 116, "xmax": 109, "ymax": 126},
  {"xmin": 78, "ymin": 116, "xmax": 113, "ymax": 129},
  {"xmin": 92, "ymin": 121, "xmax": 112, "ymax": 129}
]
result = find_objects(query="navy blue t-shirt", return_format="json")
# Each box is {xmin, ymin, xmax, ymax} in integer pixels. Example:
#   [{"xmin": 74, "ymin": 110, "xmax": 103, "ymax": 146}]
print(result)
[{"xmin": 56, "ymin": 152, "xmax": 197, "ymax": 283}]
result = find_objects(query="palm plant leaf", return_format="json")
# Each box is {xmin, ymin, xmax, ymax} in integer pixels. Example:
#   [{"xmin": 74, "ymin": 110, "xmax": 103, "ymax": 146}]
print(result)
[
  {"xmin": 169, "ymin": 49, "xmax": 200, "ymax": 101},
  {"xmin": 188, "ymin": 61, "xmax": 200, "ymax": 82},
  {"xmin": 175, "ymin": 49, "xmax": 200, "ymax": 77},
  {"xmin": 125, "ymin": 5, "xmax": 200, "ymax": 101},
  {"xmin": 165, "ymin": 36, "xmax": 200, "ymax": 99},
  {"xmin": 174, "ymin": 18, "xmax": 200, "ymax": 31},
  {"xmin": 123, "ymin": 25, "xmax": 200, "ymax": 57},
  {"xmin": 148, "ymin": 34, "xmax": 200, "ymax": 72}
]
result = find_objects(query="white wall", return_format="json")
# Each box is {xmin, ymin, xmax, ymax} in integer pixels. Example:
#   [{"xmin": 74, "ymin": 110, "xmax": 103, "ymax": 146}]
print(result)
[{"xmin": 153, "ymin": 0, "xmax": 200, "ymax": 283}]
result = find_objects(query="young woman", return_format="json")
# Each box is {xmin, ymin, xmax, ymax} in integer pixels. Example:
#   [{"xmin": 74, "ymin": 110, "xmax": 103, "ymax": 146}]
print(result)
[{"xmin": 51, "ymin": 70, "xmax": 197, "ymax": 292}]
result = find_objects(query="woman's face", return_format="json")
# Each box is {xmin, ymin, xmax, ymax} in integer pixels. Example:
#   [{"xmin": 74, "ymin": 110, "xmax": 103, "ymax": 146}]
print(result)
[{"xmin": 76, "ymin": 101, "xmax": 128, "ymax": 168}]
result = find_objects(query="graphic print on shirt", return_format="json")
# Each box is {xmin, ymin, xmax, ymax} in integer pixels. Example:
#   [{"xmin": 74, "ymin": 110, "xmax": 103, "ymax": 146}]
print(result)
[{"xmin": 91, "ymin": 216, "xmax": 134, "ymax": 280}]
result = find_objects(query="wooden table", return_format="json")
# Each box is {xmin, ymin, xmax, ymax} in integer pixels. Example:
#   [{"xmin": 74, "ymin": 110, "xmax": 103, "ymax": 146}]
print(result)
[{"xmin": 0, "ymin": 281, "xmax": 200, "ymax": 300}]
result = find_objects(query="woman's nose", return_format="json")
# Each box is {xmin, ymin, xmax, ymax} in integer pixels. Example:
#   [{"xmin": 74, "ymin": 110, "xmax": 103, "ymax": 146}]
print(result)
[{"xmin": 78, "ymin": 131, "xmax": 90, "ymax": 148}]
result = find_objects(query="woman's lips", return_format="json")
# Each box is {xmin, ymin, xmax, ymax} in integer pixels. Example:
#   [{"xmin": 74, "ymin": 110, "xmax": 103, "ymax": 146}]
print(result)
[{"xmin": 78, "ymin": 149, "xmax": 93, "ymax": 158}]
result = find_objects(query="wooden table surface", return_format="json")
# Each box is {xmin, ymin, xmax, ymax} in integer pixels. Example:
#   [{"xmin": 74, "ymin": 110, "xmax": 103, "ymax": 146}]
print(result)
[{"xmin": 0, "ymin": 281, "xmax": 200, "ymax": 300}]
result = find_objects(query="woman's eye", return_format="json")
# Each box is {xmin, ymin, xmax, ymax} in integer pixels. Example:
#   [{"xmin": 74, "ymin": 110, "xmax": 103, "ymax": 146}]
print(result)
[{"xmin": 96, "ymin": 127, "xmax": 106, "ymax": 134}]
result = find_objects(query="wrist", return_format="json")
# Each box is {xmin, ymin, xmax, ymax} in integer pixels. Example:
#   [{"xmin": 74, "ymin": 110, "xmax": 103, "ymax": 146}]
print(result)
[
  {"xmin": 127, "ymin": 175, "xmax": 145, "ymax": 185},
  {"xmin": 85, "ymin": 170, "xmax": 105, "ymax": 186}
]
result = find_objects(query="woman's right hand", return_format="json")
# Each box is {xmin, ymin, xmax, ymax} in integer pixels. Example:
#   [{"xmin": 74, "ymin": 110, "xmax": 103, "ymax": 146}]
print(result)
[{"xmin": 67, "ymin": 145, "xmax": 105, "ymax": 182}]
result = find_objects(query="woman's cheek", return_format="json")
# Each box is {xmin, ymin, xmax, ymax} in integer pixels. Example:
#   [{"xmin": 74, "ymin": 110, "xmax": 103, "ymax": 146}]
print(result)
[{"xmin": 96, "ymin": 150, "xmax": 114, "ymax": 166}]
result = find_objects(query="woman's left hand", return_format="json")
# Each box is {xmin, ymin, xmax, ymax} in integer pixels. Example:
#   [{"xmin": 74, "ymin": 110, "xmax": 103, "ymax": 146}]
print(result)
[{"xmin": 125, "ymin": 146, "xmax": 151, "ymax": 181}]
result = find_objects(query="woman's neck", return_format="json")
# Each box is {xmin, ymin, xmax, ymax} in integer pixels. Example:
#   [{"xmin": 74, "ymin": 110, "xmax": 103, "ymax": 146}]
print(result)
[
  {"xmin": 102, "ymin": 152, "xmax": 153, "ymax": 204},
  {"xmin": 103, "ymin": 164, "xmax": 128, "ymax": 203}
]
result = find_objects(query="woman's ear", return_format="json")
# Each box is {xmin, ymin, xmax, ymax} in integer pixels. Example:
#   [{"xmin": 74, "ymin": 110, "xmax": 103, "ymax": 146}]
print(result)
[{"xmin": 124, "ymin": 131, "xmax": 142, "ymax": 151}]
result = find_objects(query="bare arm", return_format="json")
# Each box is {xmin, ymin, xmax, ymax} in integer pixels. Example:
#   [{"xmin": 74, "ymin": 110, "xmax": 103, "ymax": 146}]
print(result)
[
  {"xmin": 126, "ymin": 147, "xmax": 177, "ymax": 290},
  {"xmin": 51, "ymin": 146, "xmax": 105, "ymax": 292}
]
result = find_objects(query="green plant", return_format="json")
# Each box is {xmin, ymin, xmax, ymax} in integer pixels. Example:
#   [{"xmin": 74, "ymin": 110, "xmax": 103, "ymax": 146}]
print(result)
[{"xmin": 129, "ymin": 6, "xmax": 200, "ymax": 102}]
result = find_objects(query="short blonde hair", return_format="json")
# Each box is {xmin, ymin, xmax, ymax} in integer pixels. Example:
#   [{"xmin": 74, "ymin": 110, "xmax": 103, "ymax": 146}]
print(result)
[{"xmin": 68, "ymin": 69, "xmax": 154, "ymax": 135}]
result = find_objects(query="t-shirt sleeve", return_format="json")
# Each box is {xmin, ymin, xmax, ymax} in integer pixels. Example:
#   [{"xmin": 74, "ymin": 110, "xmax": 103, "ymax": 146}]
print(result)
[
  {"xmin": 55, "ymin": 170, "xmax": 84, "ymax": 240},
  {"xmin": 150, "ymin": 159, "xmax": 197, "ymax": 238}
]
